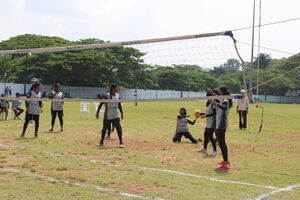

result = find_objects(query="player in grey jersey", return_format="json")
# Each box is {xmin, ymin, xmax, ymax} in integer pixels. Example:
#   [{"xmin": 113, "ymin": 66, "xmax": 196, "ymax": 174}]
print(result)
[
  {"xmin": 12, "ymin": 92, "xmax": 24, "ymax": 120},
  {"xmin": 98, "ymin": 84, "xmax": 124, "ymax": 148},
  {"xmin": 20, "ymin": 82, "xmax": 43, "ymax": 138},
  {"xmin": 49, "ymin": 83, "xmax": 64, "ymax": 132},
  {"xmin": 211, "ymin": 86, "xmax": 233, "ymax": 171}
]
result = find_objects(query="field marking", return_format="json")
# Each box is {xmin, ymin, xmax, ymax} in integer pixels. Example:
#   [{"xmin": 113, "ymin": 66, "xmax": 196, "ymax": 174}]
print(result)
[
  {"xmin": 139, "ymin": 167, "xmax": 282, "ymax": 190},
  {"xmin": 0, "ymin": 168, "xmax": 167, "ymax": 200},
  {"xmin": 0, "ymin": 142, "xmax": 283, "ymax": 191},
  {"xmin": 251, "ymin": 183, "xmax": 300, "ymax": 200},
  {"xmin": 0, "ymin": 143, "xmax": 283, "ymax": 191},
  {"xmin": 0, "ymin": 144, "xmax": 17, "ymax": 148}
]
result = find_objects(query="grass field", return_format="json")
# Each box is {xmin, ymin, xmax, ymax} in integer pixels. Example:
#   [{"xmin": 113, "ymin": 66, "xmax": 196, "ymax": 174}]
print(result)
[{"xmin": 0, "ymin": 100, "xmax": 300, "ymax": 200}]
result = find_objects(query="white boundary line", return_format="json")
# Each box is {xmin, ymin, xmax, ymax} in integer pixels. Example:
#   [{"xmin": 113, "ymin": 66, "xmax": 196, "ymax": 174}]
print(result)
[
  {"xmin": 33, "ymin": 151, "xmax": 293, "ymax": 191},
  {"xmin": 6, "ymin": 143, "xmax": 300, "ymax": 200},
  {"xmin": 139, "ymin": 167, "xmax": 282, "ymax": 190},
  {"xmin": 1, "ymin": 143, "xmax": 283, "ymax": 191},
  {"xmin": 0, "ymin": 168, "xmax": 166, "ymax": 200},
  {"xmin": 251, "ymin": 183, "xmax": 300, "ymax": 200}
]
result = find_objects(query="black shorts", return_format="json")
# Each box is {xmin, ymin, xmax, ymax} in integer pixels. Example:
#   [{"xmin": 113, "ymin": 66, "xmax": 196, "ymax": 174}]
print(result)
[
  {"xmin": 51, "ymin": 110, "xmax": 64, "ymax": 117},
  {"xmin": 25, "ymin": 113, "xmax": 40, "ymax": 122},
  {"xmin": 0, "ymin": 107, "xmax": 8, "ymax": 111}
]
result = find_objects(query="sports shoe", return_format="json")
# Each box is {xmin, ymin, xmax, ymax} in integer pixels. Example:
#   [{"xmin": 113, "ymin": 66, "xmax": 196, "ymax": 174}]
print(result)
[
  {"xmin": 119, "ymin": 144, "xmax": 124, "ymax": 148},
  {"xmin": 218, "ymin": 161, "xmax": 230, "ymax": 166},
  {"xmin": 19, "ymin": 134, "xmax": 24, "ymax": 139},
  {"xmin": 96, "ymin": 141, "xmax": 104, "ymax": 147},
  {"xmin": 60, "ymin": 128, "xmax": 63, "ymax": 132},
  {"xmin": 211, "ymin": 151, "xmax": 217, "ymax": 157},
  {"xmin": 215, "ymin": 164, "xmax": 229, "ymax": 171},
  {"xmin": 34, "ymin": 134, "xmax": 38, "ymax": 138},
  {"xmin": 198, "ymin": 148, "xmax": 207, "ymax": 155},
  {"xmin": 49, "ymin": 128, "xmax": 54, "ymax": 132}
]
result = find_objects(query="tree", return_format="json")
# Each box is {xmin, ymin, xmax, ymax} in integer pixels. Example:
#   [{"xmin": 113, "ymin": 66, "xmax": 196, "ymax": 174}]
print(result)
[{"xmin": 253, "ymin": 53, "xmax": 272, "ymax": 69}]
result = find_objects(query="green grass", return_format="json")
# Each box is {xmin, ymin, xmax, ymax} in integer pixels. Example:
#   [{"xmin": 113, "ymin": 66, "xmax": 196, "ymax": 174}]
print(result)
[{"xmin": 0, "ymin": 101, "xmax": 300, "ymax": 200}]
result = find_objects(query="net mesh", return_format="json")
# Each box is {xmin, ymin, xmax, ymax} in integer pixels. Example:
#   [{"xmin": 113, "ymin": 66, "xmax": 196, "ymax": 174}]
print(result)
[{"xmin": 126, "ymin": 36, "xmax": 239, "ymax": 68}]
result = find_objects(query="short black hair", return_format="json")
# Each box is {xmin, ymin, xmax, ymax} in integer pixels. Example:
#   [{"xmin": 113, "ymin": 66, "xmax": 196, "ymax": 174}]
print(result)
[
  {"xmin": 179, "ymin": 107, "xmax": 187, "ymax": 115},
  {"xmin": 110, "ymin": 84, "xmax": 117, "ymax": 93},
  {"xmin": 55, "ymin": 83, "xmax": 61, "ymax": 88}
]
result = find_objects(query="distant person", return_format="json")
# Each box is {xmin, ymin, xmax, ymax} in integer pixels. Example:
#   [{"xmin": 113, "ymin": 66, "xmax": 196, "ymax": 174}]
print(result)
[
  {"xmin": 4, "ymin": 87, "xmax": 8, "ymax": 96},
  {"xmin": 172, "ymin": 107, "xmax": 199, "ymax": 144},
  {"xmin": 211, "ymin": 86, "xmax": 232, "ymax": 171},
  {"xmin": 49, "ymin": 83, "xmax": 64, "ymax": 132},
  {"xmin": 20, "ymin": 81, "xmax": 43, "ymax": 138},
  {"xmin": 0, "ymin": 94, "xmax": 9, "ymax": 120},
  {"xmin": 97, "ymin": 84, "xmax": 124, "ymax": 148},
  {"xmin": 8, "ymin": 86, "xmax": 12, "ymax": 96},
  {"xmin": 134, "ymin": 90, "xmax": 138, "ymax": 107},
  {"xmin": 198, "ymin": 88, "xmax": 217, "ymax": 157},
  {"xmin": 12, "ymin": 92, "xmax": 24, "ymax": 120},
  {"xmin": 237, "ymin": 89, "xmax": 249, "ymax": 130}
]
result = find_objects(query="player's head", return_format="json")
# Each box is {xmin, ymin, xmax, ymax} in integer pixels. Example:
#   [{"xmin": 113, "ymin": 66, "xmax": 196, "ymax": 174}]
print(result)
[
  {"xmin": 219, "ymin": 86, "xmax": 232, "ymax": 108},
  {"xmin": 15, "ymin": 92, "xmax": 20, "ymax": 97},
  {"xmin": 33, "ymin": 81, "xmax": 42, "ymax": 92},
  {"xmin": 213, "ymin": 88, "xmax": 219, "ymax": 95},
  {"xmin": 206, "ymin": 88, "xmax": 215, "ymax": 96},
  {"xmin": 110, "ymin": 84, "xmax": 118, "ymax": 95},
  {"xmin": 54, "ymin": 83, "xmax": 61, "ymax": 92},
  {"xmin": 179, "ymin": 107, "xmax": 187, "ymax": 116},
  {"xmin": 240, "ymin": 89, "xmax": 246, "ymax": 97}
]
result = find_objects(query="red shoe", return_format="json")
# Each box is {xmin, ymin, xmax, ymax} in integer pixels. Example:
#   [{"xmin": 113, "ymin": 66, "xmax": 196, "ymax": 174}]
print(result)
[
  {"xmin": 218, "ymin": 161, "xmax": 230, "ymax": 166},
  {"xmin": 215, "ymin": 164, "xmax": 229, "ymax": 171}
]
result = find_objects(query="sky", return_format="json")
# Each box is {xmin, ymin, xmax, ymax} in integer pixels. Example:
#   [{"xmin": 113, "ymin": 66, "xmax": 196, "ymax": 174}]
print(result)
[{"xmin": 0, "ymin": 0, "xmax": 299, "ymax": 65}]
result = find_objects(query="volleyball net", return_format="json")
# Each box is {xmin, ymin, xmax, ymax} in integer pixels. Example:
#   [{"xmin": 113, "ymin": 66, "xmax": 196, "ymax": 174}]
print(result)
[{"xmin": 0, "ymin": 30, "xmax": 248, "ymax": 103}]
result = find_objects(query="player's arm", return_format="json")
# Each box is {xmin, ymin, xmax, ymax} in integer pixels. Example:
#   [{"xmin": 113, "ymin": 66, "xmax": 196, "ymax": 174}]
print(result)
[{"xmin": 96, "ymin": 102, "xmax": 104, "ymax": 119}]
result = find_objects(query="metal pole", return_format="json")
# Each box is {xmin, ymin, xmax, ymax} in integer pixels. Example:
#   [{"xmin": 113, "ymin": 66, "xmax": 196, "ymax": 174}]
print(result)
[
  {"xmin": 256, "ymin": 0, "xmax": 262, "ymax": 102},
  {"xmin": 180, "ymin": 67, "xmax": 183, "ymax": 98},
  {"xmin": 4, "ymin": 73, "xmax": 7, "ymax": 94},
  {"xmin": 250, "ymin": 0, "xmax": 256, "ymax": 103}
]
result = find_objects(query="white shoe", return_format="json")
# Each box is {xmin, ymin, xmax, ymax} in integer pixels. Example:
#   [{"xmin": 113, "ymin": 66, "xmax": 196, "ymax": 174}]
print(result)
[
  {"xmin": 211, "ymin": 151, "xmax": 218, "ymax": 157},
  {"xmin": 119, "ymin": 144, "xmax": 124, "ymax": 148},
  {"xmin": 198, "ymin": 148, "xmax": 207, "ymax": 155}
]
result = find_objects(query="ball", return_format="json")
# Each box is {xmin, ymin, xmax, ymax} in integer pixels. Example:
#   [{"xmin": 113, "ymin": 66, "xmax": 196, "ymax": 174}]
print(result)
[{"xmin": 194, "ymin": 109, "xmax": 202, "ymax": 117}]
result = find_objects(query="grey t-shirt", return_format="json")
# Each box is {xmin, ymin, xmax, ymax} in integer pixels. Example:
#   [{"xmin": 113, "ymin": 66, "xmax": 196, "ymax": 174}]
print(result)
[
  {"xmin": 216, "ymin": 99, "xmax": 229, "ymax": 130},
  {"xmin": 205, "ymin": 103, "xmax": 216, "ymax": 129},
  {"xmin": 0, "ymin": 100, "xmax": 8, "ymax": 108},
  {"xmin": 176, "ymin": 117, "xmax": 189, "ymax": 133},
  {"xmin": 12, "ymin": 99, "xmax": 22, "ymax": 108},
  {"xmin": 27, "ymin": 91, "xmax": 42, "ymax": 115},
  {"xmin": 106, "ymin": 93, "xmax": 121, "ymax": 120},
  {"xmin": 51, "ymin": 91, "xmax": 64, "ymax": 111}
]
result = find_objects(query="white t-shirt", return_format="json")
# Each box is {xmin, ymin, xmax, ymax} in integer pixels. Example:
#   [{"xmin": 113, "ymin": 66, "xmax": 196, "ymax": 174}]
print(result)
[{"xmin": 51, "ymin": 91, "xmax": 64, "ymax": 111}]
